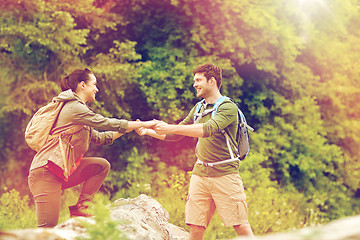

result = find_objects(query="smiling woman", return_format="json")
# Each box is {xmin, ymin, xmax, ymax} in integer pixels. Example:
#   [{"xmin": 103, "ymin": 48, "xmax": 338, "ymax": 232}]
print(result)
[
  {"xmin": 60, "ymin": 68, "xmax": 96, "ymax": 100},
  {"xmin": 27, "ymin": 67, "xmax": 157, "ymax": 228},
  {"xmin": 67, "ymin": 70, "xmax": 98, "ymax": 103}
]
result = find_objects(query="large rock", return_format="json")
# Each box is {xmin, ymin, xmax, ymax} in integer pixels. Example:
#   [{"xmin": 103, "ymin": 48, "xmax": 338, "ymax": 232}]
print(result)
[{"xmin": 0, "ymin": 194, "xmax": 189, "ymax": 240}]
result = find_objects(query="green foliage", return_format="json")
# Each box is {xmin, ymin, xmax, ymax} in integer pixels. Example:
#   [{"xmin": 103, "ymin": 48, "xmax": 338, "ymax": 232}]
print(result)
[
  {"xmin": 139, "ymin": 58, "xmax": 195, "ymax": 120},
  {"xmin": 1, "ymin": 0, "xmax": 87, "ymax": 112},
  {"xmin": 90, "ymin": 40, "xmax": 142, "ymax": 119},
  {"xmin": 1, "ymin": 0, "xmax": 360, "ymax": 238},
  {"xmin": 77, "ymin": 194, "xmax": 128, "ymax": 240},
  {"xmin": 59, "ymin": 186, "xmax": 84, "ymax": 224},
  {"xmin": 150, "ymin": 165, "xmax": 189, "ymax": 230},
  {"xmin": 0, "ymin": 188, "xmax": 36, "ymax": 230},
  {"xmin": 0, "ymin": 187, "xmax": 98, "ymax": 230},
  {"xmin": 103, "ymin": 147, "xmax": 153, "ymax": 200},
  {"xmin": 244, "ymin": 90, "xmax": 353, "ymax": 220}
]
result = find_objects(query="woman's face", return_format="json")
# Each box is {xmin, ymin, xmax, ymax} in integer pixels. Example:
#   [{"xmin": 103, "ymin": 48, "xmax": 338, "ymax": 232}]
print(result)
[{"xmin": 83, "ymin": 74, "xmax": 99, "ymax": 103}]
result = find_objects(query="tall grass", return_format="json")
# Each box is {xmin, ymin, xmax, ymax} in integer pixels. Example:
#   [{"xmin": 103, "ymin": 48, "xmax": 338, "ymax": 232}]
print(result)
[
  {"xmin": 0, "ymin": 188, "xmax": 36, "ymax": 230},
  {"xmin": 0, "ymin": 186, "xmax": 85, "ymax": 230}
]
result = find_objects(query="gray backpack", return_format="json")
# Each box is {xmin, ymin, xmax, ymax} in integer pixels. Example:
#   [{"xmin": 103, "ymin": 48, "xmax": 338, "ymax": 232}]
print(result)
[{"xmin": 194, "ymin": 96, "xmax": 254, "ymax": 165}]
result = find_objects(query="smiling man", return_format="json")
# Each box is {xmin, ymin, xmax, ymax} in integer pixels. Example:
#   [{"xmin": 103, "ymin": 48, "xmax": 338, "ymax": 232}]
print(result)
[{"xmin": 136, "ymin": 63, "xmax": 255, "ymax": 239}]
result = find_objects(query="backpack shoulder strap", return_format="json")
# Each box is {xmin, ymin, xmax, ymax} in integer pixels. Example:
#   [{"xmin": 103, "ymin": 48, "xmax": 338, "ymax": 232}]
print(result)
[
  {"xmin": 220, "ymin": 98, "xmax": 254, "ymax": 158},
  {"xmin": 194, "ymin": 96, "xmax": 232, "ymax": 123},
  {"xmin": 193, "ymin": 99, "xmax": 206, "ymax": 122},
  {"xmin": 195, "ymin": 99, "xmax": 205, "ymax": 114},
  {"xmin": 211, "ymin": 96, "xmax": 230, "ymax": 117}
]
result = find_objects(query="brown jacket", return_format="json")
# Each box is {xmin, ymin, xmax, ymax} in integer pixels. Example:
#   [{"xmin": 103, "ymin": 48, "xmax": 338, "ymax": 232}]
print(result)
[{"xmin": 29, "ymin": 90, "xmax": 128, "ymax": 173}]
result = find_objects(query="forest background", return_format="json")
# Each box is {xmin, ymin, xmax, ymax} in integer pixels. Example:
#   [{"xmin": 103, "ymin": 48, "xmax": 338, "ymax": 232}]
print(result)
[{"xmin": 0, "ymin": 0, "xmax": 359, "ymax": 239}]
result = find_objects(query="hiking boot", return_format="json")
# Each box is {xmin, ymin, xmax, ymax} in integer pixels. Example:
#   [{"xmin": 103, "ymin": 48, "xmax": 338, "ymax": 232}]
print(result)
[{"xmin": 69, "ymin": 202, "xmax": 94, "ymax": 218}]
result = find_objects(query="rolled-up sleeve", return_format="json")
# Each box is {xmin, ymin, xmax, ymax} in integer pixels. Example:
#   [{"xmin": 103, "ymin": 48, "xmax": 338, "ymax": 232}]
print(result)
[
  {"xmin": 90, "ymin": 128, "xmax": 114, "ymax": 145},
  {"xmin": 202, "ymin": 102, "xmax": 237, "ymax": 137}
]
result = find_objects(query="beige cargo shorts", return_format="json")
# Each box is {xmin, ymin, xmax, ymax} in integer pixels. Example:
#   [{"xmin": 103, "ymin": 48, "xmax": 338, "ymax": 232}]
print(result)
[{"xmin": 185, "ymin": 173, "xmax": 249, "ymax": 228}]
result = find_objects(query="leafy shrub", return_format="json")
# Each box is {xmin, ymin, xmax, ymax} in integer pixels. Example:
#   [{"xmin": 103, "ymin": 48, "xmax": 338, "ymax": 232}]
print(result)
[
  {"xmin": 77, "ymin": 194, "xmax": 128, "ymax": 240},
  {"xmin": 0, "ymin": 188, "xmax": 36, "ymax": 230},
  {"xmin": 0, "ymin": 187, "xmax": 92, "ymax": 230},
  {"xmin": 103, "ymin": 147, "xmax": 153, "ymax": 200},
  {"xmin": 153, "ymin": 168, "xmax": 190, "ymax": 230}
]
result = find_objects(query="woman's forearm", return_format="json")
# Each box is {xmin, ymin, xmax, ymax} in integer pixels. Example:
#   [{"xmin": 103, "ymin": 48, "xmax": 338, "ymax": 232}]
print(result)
[{"xmin": 127, "ymin": 120, "xmax": 156, "ymax": 131}]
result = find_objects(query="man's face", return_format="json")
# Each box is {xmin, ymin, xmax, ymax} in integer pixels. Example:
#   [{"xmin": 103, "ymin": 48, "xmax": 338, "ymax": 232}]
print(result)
[{"xmin": 193, "ymin": 72, "xmax": 212, "ymax": 98}]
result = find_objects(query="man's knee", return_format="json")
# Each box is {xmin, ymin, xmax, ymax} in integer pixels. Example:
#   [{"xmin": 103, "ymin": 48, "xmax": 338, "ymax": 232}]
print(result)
[
  {"xmin": 189, "ymin": 224, "xmax": 206, "ymax": 240},
  {"xmin": 233, "ymin": 224, "xmax": 255, "ymax": 238},
  {"xmin": 190, "ymin": 224, "xmax": 205, "ymax": 232}
]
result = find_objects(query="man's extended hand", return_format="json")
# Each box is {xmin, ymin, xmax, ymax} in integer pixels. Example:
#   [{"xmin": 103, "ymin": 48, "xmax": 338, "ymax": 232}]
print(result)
[
  {"xmin": 153, "ymin": 121, "xmax": 174, "ymax": 135},
  {"xmin": 134, "ymin": 119, "xmax": 158, "ymax": 135},
  {"xmin": 134, "ymin": 119, "xmax": 166, "ymax": 140}
]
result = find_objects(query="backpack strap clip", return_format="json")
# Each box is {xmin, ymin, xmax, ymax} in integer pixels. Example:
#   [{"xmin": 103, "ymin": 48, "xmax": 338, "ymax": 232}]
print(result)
[
  {"xmin": 193, "ymin": 96, "xmax": 228, "ymax": 123},
  {"xmin": 194, "ymin": 108, "xmax": 216, "ymax": 123},
  {"xmin": 239, "ymin": 121, "xmax": 254, "ymax": 132}
]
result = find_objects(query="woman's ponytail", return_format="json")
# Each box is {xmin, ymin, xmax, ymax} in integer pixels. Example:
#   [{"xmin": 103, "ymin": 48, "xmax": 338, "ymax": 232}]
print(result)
[
  {"xmin": 60, "ymin": 75, "xmax": 72, "ymax": 91},
  {"xmin": 60, "ymin": 68, "xmax": 92, "ymax": 92}
]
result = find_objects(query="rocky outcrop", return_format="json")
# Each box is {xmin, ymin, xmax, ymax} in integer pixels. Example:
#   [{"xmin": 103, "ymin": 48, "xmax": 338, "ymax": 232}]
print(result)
[
  {"xmin": 0, "ymin": 194, "xmax": 189, "ymax": 240},
  {"xmin": 1, "ymin": 194, "xmax": 360, "ymax": 240}
]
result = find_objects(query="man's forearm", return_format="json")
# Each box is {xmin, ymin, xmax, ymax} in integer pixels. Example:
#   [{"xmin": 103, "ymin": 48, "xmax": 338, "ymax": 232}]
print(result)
[{"xmin": 171, "ymin": 124, "xmax": 204, "ymax": 138}]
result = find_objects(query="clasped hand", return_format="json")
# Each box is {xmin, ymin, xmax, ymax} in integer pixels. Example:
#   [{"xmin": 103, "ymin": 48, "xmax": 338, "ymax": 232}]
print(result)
[{"xmin": 135, "ymin": 119, "xmax": 172, "ymax": 136}]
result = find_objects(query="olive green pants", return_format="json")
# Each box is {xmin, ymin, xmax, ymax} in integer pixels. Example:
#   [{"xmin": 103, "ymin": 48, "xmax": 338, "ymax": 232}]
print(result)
[{"xmin": 28, "ymin": 157, "xmax": 110, "ymax": 227}]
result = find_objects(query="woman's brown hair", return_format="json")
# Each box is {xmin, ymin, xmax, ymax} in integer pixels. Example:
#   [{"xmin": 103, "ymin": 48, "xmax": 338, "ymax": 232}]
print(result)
[{"xmin": 60, "ymin": 68, "xmax": 93, "ymax": 92}]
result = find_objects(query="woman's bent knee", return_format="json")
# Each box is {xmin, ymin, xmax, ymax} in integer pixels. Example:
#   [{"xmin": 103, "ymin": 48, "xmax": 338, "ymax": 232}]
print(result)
[{"xmin": 103, "ymin": 158, "xmax": 111, "ymax": 172}]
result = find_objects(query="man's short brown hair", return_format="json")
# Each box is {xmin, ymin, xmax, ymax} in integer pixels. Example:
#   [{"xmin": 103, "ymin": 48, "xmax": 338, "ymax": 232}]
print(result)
[{"xmin": 192, "ymin": 63, "xmax": 222, "ymax": 89}]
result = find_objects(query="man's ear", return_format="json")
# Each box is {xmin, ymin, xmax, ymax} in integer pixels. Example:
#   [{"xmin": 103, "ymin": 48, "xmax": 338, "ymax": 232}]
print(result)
[{"xmin": 210, "ymin": 77, "xmax": 216, "ymax": 86}]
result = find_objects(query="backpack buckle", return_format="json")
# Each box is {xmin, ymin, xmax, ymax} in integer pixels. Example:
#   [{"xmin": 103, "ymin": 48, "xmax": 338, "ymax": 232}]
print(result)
[{"xmin": 196, "ymin": 159, "xmax": 213, "ymax": 167}]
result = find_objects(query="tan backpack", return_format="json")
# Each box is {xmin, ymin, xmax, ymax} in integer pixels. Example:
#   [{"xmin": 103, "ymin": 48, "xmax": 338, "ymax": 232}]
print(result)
[
  {"xmin": 25, "ymin": 99, "xmax": 83, "ymax": 177},
  {"xmin": 25, "ymin": 100, "xmax": 66, "ymax": 152}
]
